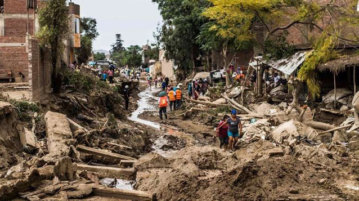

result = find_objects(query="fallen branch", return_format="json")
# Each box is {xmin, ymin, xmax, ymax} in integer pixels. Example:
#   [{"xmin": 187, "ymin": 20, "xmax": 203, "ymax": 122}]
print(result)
[
  {"xmin": 304, "ymin": 120, "xmax": 335, "ymax": 131},
  {"xmin": 318, "ymin": 124, "xmax": 352, "ymax": 135},
  {"xmin": 222, "ymin": 93, "xmax": 253, "ymax": 114},
  {"xmin": 184, "ymin": 97, "xmax": 227, "ymax": 107}
]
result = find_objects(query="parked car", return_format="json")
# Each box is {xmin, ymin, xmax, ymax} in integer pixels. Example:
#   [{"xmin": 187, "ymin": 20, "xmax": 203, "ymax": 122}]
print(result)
[
  {"xmin": 96, "ymin": 60, "xmax": 111, "ymax": 67},
  {"xmin": 211, "ymin": 69, "xmax": 226, "ymax": 82}
]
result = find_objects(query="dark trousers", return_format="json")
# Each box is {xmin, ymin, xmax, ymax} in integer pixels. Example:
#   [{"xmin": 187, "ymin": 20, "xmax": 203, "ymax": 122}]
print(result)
[
  {"xmin": 124, "ymin": 98, "xmax": 129, "ymax": 110},
  {"xmin": 170, "ymin": 101, "xmax": 175, "ymax": 111},
  {"xmin": 109, "ymin": 76, "xmax": 114, "ymax": 83},
  {"xmin": 159, "ymin": 107, "xmax": 167, "ymax": 120},
  {"xmin": 176, "ymin": 99, "xmax": 182, "ymax": 109}
]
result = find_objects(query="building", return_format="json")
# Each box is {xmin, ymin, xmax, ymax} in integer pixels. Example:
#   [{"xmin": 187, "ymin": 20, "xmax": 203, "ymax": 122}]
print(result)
[{"xmin": 0, "ymin": 0, "xmax": 80, "ymax": 100}]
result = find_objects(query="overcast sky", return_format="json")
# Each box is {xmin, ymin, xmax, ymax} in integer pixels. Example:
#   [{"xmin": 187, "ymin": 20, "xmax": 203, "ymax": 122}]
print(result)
[{"xmin": 70, "ymin": 0, "xmax": 162, "ymax": 51}]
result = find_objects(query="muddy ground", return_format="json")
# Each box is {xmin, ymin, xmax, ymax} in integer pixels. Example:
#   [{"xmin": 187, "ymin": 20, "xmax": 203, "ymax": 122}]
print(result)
[{"xmin": 1, "ymin": 70, "xmax": 359, "ymax": 200}]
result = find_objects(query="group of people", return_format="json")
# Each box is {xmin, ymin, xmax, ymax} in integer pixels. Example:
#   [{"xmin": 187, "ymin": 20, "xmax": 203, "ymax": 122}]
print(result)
[
  {"xmin": 97, "ymin": 64, "xmax": 116, "ymax": 83},
  {"xmin": 158, "ymin": 84, "xmax": 183, "ymax": 120},
  {"xmin": 216, "ymin": 109, "xmax": 243, "ymax": 151},
  {"xmin": 187, "ymin": 78, "xmax": 209, "ymax": 100}
]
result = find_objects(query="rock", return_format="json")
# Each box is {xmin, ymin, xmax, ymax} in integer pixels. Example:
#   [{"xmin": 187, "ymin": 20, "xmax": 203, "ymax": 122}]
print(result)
[
  {"xmin": 20, "ymin": 128, "xmax": 38, "ymax": 150},
  {"xmin": 44, "ymin": 111, "xmax": 73, "ymax": 157},
  {"xmin": 54, "ymin": 157, "xmax": 75, "ymax": 181},
  {"xmin": 318, "ymin": 178, "xmax": 327, "ymax": 185},
  {"xmin": 340, "ymin": 105, "xmax": 349, "ymax": 112},
  {"xmin": 271, "ymin": 120, "xmax": 318, "ymax": 144},
  {"xmin": 278, "ymin": 102, "xmax": 288, "ymax": 109}
]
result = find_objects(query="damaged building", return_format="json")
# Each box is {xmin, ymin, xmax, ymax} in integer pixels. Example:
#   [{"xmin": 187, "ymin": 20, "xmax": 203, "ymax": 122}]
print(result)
[{"xmin": 0, "ymin": 0, "xmax": 80, "ymax": 101}]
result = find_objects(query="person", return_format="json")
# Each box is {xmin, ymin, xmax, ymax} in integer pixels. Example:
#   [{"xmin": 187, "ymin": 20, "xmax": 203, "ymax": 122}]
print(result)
[
  {"xmin": 165, "ymin": 77, "xmax": 169, "ymax": 87},
  {"xmin": 217, "ymin": 115, "xmax": 229, "ymax": 149},
  {"xmin": 101, "ymin": 70, "xmax": 108, "ymax": 82},
  {"xmin": 168, "ymin": 88, "xmax": 176, "ymax": 111},
  {"xmin": 175, "ymin": 87, "xmax": 182, "ymax": 110},
  {"xmin": 154, "ymin": 77, "xmax": 158, "ymax": 88},
  {"xmin": 159, "ymin": 93, "xmax": 168, "ymax": 120},
  {"xmin": 188, "ymin": 81, "xmax": 193, "ymax": 98},
  {"xmin": 123, "ymin": 85, "xmax": 130, "ymax": 110},
  {"xmin": 162, "ymin": 81, "xmax": 167, "ymax": 91},
  {"xmin": 108, "ymin": 69, "xmax": 114, "ymax": 83},
  {"xmin": 226, "ymin": 109, "xmax": 242, "ymax": 151},
  {"xmin": 147, "ymin": 75, "xmax": 152, "ymax": 90},
  {"xmin": 97, "ymin": 65, "xmax": 102, "ymax": 78}
]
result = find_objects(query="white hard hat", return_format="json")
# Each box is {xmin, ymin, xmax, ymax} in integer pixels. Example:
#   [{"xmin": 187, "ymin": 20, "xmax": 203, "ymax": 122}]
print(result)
[{"xmin": 125, "ymin": 85, "xmax": 129, "ymax": 89}]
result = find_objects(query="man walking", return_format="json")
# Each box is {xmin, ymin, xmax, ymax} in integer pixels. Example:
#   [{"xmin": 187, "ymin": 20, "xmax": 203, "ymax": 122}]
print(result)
[
  {"xmin": 123, "ymin": 85, "xmax": 130, "ymax": 110},
  {"xmin": 168, "ymin": 87, "xmax": 176, "ymax": 111},
  {"xmin": 159, "ymin": 93, "xmax": 168, "ymax": 120},
  {"xmin": 175, "ymin": 87, "xmax": 182, "ymax": 110}
]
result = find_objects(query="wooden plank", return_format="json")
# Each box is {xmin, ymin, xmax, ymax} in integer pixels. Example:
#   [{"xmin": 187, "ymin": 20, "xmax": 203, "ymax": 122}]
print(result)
[
  {"xmin": 119, "ymin": 160, "xmax": 137, "ymax": 168},
  {"xmin": 77, "ymin": 145, "xmax": 135, "ymax": 161},
  {"xmin": 107, "ymin": 142, "xmax": 132, "ymax": 150},
  {"xmin": 93, "ymin": 186, "xmax": 153, "ymax": 201},
  {"xmin": 75, "ymin": 164, "xmax": 135, "ymax": 178}
]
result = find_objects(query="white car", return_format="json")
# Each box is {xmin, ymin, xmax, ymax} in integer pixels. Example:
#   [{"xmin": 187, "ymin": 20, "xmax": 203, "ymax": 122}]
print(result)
[{"xmin": 211, "ymin": 69, "xmax": 226, "ymax": 81}]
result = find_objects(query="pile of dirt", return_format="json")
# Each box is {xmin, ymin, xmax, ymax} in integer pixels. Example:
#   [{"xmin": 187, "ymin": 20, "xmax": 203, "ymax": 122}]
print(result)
[{"xmin": 136, "ymin": 140, "xmax": 359, "ymax": 200}]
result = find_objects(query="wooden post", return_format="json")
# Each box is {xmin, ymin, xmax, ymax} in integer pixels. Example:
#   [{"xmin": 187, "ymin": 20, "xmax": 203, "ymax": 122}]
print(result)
[
  {"xmin": 334, "ymin": 73, "xmax": 337, "ymax": 108},
  {"xmin": 354, "ymin": 66, "xmax": 357, "ymax": 94}
]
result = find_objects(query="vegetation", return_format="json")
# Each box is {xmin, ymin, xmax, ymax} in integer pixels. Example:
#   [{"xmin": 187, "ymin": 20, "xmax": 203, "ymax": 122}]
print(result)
[
  {"xmin": 94, "ymin": 52, "xmax": 106, "ymax": 61},
  {"xmin": 37, "ymin": 0, "xmax": 69, "ymax": 93},
  {"xmin": 153, "ymin": 0, "xmax": 211, "ymax": 76},
  {"xmin": 110, "ymin": 34, "xmax": 143, "ymax": 67},
  {"xmin": 76, "ymin": 18, "xmax": 99, "ymax": 64},
  {"xmin": 62, "ymin": 70, "xmax": 110, "ymax": 93},
  {"xmin": 10, "ymin": 100, "xmax": 39, "ymax": 121}
]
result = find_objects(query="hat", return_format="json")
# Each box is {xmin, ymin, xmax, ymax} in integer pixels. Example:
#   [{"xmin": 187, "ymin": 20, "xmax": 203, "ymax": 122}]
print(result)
[
  {"xmin": 125, "ymin": 85, "xmax": 129, "ymax": 89},
  {"xmin": 231, "ymin": 109, "xmax": 237, "ymax": 115}
]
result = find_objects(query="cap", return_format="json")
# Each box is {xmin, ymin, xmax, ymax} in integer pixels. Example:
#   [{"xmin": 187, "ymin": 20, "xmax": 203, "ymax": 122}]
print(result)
[{"xmin": 231, "ymin": 109, "xmax": 237, "ymax": 115}]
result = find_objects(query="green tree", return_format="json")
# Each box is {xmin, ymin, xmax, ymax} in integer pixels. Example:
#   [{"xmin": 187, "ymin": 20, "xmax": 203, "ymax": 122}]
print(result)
[
  {"xmin": 153, "ymin": 0, "xmax": 211, "ymax": 77},
  {"xmin": 112, "ymin": 34, "xmax": 125, "ymax": 52},
  {"xmin": 126, "ymin": 45, "xmax": 142, "ymax": 67},
  {"xmin": 94, "ymin": 52, "xmax": 106, "ymax": 61},
  {"xmin": 76, "ymin": 17, "xmax": 99, "ymax": 64},
  {"xmin": 38, "ymin": 0, "xmax": 69, "ymax": 93}
]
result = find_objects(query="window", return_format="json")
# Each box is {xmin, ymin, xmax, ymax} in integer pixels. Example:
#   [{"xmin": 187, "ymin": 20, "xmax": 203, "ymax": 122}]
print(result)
[
  {"xmin": 27, "ymin": 0, "xmax": 37, "ymax": 9},
  {"xmin": 74, "ymin": 18, "xmax": 80, "ymax": 34},
  {"xmin": 0, "ymin": 0, "xmax": 4, "ymax": 13}
]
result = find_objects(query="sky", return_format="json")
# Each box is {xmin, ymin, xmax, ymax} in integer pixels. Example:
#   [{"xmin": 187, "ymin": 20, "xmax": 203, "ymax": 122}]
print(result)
[{"xmin": 70, "ymin": 0, "xmax": 162, "ymax": 52}]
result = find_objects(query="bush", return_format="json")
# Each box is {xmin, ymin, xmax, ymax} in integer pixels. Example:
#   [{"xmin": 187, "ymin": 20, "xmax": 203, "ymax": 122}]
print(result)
[
  {"xmin": 10, "ymin": 100, "xmax": 39, "ymax": 121},
  {"xmin": 62, "ymin": 70, "xmax": 111, "ymax": 93}
]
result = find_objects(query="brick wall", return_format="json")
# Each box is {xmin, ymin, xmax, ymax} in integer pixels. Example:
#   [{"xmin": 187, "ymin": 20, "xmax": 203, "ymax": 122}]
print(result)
[
  {"xmin": 4, "ymin": 0, "xmax": 36, "ymax": 14},
  {"xmin": 29, "ymin": 38, "xmax": 51, "ymax": 101},
  {"xmin": 0, "ymin": 45, "xmax": 28, "ymax": 81},
  {"xmin": 4, "ymin": 18, "xmax": 34, "ymax": 36}
]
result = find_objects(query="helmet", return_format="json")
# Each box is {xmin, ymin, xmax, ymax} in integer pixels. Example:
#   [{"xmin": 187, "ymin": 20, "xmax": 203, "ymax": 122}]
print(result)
[
  {"xmin": 231, "ymin": 109, "xmax": 237, "ymax": 115},
  {"xmin": 125, "ymin": 85, "xmax": 129, "ymax": 89}
]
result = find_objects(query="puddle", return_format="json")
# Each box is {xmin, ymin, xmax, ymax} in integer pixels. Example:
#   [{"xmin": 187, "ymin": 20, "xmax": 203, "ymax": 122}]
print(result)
[
  {"xmin": 128, "ymin": 87, "xmax": 161, "ymax": 129},
  {"xmin": 100, "ymin": 178, "xmax": 135, "ymax": 190}
]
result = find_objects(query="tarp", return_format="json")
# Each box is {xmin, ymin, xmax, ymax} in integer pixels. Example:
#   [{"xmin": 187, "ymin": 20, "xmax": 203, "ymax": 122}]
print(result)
[{"xmin": 249, "ymin": 51, "xmax": 311, "ymax": 76}]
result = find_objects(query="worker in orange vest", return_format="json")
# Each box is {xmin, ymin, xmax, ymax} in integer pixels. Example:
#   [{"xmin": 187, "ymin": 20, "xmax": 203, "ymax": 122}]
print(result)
[
  {"xmin": 159, "ymin": 94, "xmax": 168, "ymax": 120},
  {"xmin": 168, "ymin": 87, "xmax": 176, "ymax": 111},
  {"xmin": 175, "ymin": 88, "xmax": 182, "ymax": 110}
]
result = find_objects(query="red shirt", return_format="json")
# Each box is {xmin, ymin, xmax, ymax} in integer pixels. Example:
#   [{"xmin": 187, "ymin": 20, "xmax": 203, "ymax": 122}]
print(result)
[{"xmin": 217, "ymin": 120, "xmax": 229, "ymax": 138}]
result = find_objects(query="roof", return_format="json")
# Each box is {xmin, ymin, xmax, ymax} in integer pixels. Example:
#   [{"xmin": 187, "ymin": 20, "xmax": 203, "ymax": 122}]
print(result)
[
  {"xmin": 317, "ymin": 54, "xmax": 359, "ymax": 74},
  {"xmin": 249, "ymin": 51, "xmax": 310, "ymax": 76}
]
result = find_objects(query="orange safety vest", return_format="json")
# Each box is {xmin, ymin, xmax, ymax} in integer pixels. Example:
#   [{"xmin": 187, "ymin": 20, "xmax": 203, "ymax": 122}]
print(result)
[
  {"xmin": 168, "ymin": 91, "xmax": 176, "ymax": 101},
  {"xmin": 176, "ymin": 89, "xmax": 182, "ymax": 100},
  {"xmin": 159, "ymin": 96, "xmax": 168, "ymax": 108}
]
